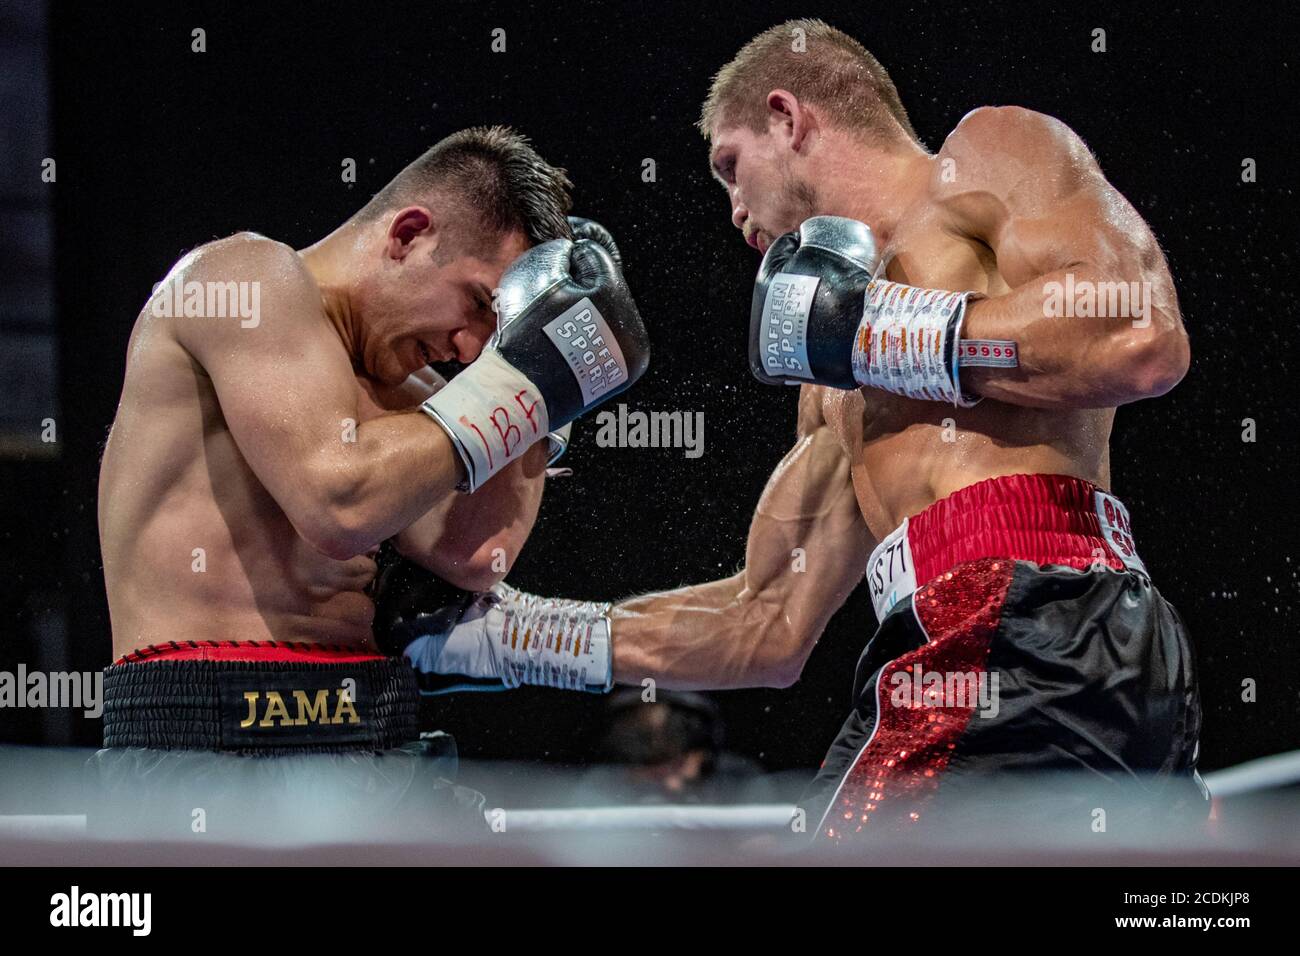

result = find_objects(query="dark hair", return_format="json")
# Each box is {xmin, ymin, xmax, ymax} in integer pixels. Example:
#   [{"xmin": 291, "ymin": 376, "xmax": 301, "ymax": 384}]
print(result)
[
  {"xmin": 357, "ymin": 126, "xmax": 573, "ymax": 247},
  {"xmin": 699, "ymin": 18, "xmax": 918, "ymax": 144}
]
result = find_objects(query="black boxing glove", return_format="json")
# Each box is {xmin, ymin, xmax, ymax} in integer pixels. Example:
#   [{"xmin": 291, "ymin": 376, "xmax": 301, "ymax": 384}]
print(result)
[
  {"xmin": 371, "ymin": 542, "xmax": 478, "ymax": 658},
  {"xmin": 751, "ymin": 216, "xmax": 1002, "ymax": 405},
  {"xmin": 568, "ymin": 216, "xmax": 623, "ymax": 269},
  {"xmin": 422, "ymin": 238, "xmax": 649, "ymax": 491}
]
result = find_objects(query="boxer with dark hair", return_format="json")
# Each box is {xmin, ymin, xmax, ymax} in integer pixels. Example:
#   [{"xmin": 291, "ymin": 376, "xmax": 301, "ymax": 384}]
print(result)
[{"xmin": 95, "ymin": 125, "xmax": 647, "ymax": 822}]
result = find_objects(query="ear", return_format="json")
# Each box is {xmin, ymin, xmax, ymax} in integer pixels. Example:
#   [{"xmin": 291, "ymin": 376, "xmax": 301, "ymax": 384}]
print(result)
[
  {"xmin": 766, "ymin": 89, "xmax": 813, "ymax": 152},
  {"xmin": 384, "ymin": 206, "xmax": 434, "ymax": 261}
]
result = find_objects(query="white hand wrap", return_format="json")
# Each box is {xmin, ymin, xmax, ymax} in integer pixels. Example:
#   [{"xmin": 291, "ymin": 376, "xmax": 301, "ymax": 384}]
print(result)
[
  {"xmin": 851, "ymin": 278, "xmax": 1017, "ymax": 407},
  {"xmin": 420, "ymin": 350, "xmax": 551, "ymax": 492},
  {"xmin": 404, "ymin": 583, "xmax": 613, "ymax": 693},
  {"xmin": 851, "ymin": 279, "xmax": 981, "ymax": 406}
]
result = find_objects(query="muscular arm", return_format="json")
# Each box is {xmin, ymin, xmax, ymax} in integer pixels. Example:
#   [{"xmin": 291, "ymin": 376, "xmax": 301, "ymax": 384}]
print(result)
[
  {"xmin": 393, "ymin": 440, "xmax": 548, "ymax": 590},
  {"xmin": 359, "ymin": 367, "xmax": 548, "ymax": 591},
  {"xmin": 938, "ymin": 107, "xmax": 1189, "ymax": 408},
  {"xmin": 611, "ymin": 388, "xmax": 872, "ymax": 690},
  {"xmin": 174, "ymin": 236, "xmax": 464, "ymax": 560}
]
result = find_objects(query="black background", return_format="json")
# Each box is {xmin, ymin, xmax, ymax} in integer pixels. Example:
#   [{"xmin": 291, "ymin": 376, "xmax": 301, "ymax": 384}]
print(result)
[{"xmin": 4, "ymin": 0, "xmax": 1297, "ymax": 775}]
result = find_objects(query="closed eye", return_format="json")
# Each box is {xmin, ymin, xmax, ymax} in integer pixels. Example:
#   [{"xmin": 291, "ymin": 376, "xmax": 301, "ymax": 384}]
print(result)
[{"xmin": 712, "ymin": 153, "xmax": 736, "ymax": 186}]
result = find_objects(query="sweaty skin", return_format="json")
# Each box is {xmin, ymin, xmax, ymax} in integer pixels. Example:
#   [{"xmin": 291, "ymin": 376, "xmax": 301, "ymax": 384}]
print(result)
[
  {"xmin": 612, "ymin": 105, "xmax": 1187, "ymax": 689},
  {"xmin": 99, "ymin": 228, "xmax": 545, "ymax": 660}
]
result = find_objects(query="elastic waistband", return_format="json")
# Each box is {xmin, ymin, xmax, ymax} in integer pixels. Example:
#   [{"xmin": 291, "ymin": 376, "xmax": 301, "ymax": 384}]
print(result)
[
  {"xmin": 866, "ymin": 473, "xmax": 1146, "ymax": 620},
  {"xmin": 115, "ymin": 640, "xmax": 386, "ymax": 665},
  {"xmin": 102, "ymin": 656, "xmax": 418, "ymax": 753}
]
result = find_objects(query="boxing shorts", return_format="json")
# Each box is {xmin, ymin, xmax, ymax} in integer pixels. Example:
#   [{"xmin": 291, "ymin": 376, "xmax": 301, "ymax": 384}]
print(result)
[
  {"xmin": 89, "ymin": 641, "xmax": 485, "ymax": 839},
  {"xmin": 801, "ymin": 473, "xmax": 1206, "ymax": 844}
]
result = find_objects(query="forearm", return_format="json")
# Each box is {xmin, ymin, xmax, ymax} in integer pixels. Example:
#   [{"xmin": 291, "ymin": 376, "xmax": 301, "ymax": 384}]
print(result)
[
  {"xmin": 960, "ymin": 266, "xmax": 1187, "ymax": 409},
  {"xmin": 611, "ymin": 574, "xmax": 794, "ymax": 691},
  {"xmin": 309, "ymin": 411, "xmax": 465, "ymax": 558},
  {"xmin": 611, "ymin": 409, "xmax": 870, "ymax": 690},
  {"xmin": 395, "ymin": 440, "xmax": 548, "ymax": 589},
  {"xmin": 397, "ymin": 392, "xmax": 868, "ymax": 695}
]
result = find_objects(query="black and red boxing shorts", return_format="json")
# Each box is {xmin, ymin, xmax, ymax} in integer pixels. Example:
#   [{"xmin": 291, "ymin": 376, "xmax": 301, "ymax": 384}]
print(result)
[
  {"xmin": 90, "ymin": 641, "xmax": 487, "ymax": 840},
  {"xmin": 101, "ymin": 640, "xmax": 418, "ymax": 752},
  {"xmin": 801, "ymin": 473, "xmax": 1206, "ymax": 844}
]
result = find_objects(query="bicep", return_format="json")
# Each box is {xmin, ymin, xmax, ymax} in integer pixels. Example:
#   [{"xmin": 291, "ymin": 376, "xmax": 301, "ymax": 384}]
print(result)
[
  {"xmin": 990, "ymin": 169, "xmax": 1161, "ymax": 290},
  {"xmin": 176, "ymin": 251, "xmax": 359, "ymax": 518},
  {"xmin": 942, "ymin": 108, "xmax": 1163, "ymax": 288}
]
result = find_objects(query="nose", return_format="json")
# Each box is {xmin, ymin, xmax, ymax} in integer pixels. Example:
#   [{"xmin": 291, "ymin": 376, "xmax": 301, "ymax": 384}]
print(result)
[
  {"xmin": 730, "ymin": 192, "xmax": 748, "ymax": 231},
  {"xmin": 451, "ymin": 327, "xmax": 487, "ymax": 363}
]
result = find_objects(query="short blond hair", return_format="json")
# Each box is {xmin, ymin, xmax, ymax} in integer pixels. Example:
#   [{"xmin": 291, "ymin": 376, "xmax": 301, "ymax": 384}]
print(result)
[{"xmin": 699, "ymin": 19, "xmax": 918, "ymax": 144}]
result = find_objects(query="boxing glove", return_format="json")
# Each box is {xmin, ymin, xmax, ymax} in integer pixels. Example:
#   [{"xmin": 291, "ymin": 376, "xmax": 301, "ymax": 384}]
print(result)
[{"xmin": 423, "ymin": 237, "xmax": 649, "ymax": 490}]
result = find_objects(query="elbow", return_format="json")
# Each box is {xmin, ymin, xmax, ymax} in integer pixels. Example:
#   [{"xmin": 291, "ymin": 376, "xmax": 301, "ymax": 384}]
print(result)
[
  {"xmin": 1137, "ymin": 324, "xmax": 1190, "ymax": 399},
  {"xmin": 296, "ymin": 509, "xmax": 375, "ymax": 562},
  {"xmin": 293, "ymin": 469, "xmax": 380, "ymax": 561},
  {"xmin": 436, "ymin": 556, "xmax": 508, "ymax": 593},
  {"xmin": 426, "ymin": 536, "xmax": 516, "ymax": 592},
  {"xmin": 762, "ymin": 661, "xmax": 805, "ymax": 690},
  {"xmin": 462, "ymin": 533, "xmax": 519, "ymax": 590},
  {"xmin": 1112, "ymin": 320, "xmax": 1190, "ymax": 402},
  {"xmin": 754, "ymin": 618, "xmax": 815, "ymax": 689}
]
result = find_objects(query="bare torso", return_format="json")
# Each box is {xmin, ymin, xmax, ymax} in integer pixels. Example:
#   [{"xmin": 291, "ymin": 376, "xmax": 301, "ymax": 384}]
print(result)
[
  {"xmin": 612, "ymin": 107, "xmax": 1181, "ymax": 690},
  {"xmin": 819, "ymin": 176, "xmax": 1112, "ymax": 541},
  {"xmin": 99, "ymin": 262, "xmax": 408, "ymax": 660}
]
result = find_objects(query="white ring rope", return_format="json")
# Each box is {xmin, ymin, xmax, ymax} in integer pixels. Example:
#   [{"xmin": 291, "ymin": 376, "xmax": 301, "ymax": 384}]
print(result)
[{"xmin": 489, "ymin": 804, "xmax": 797, "ymax": 832}]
